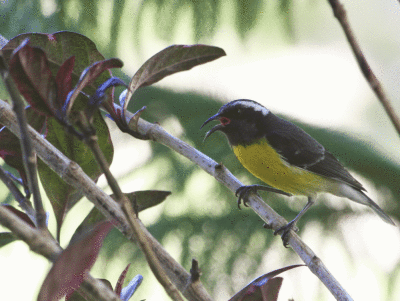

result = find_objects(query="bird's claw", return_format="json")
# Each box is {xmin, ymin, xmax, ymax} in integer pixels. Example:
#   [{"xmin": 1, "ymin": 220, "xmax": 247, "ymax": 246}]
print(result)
[
  {"xmin": 235, "ymin": 186, "xmax": 255, "ymax": 209},
  {"xmin": 274, "ymin": 221, "xmax": 299, "ymax": 247}
]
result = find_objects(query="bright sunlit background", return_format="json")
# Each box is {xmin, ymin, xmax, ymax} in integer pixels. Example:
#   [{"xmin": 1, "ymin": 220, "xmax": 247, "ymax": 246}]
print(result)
[{"xmin": 1, "ymin": 0, "xmax": 400, "ymax": 300}]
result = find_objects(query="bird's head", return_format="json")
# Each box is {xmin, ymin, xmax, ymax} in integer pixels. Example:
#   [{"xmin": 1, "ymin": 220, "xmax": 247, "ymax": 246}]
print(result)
[{"xmin": 201, "ymin": 99, "xmax": 270, "ymax": 146}]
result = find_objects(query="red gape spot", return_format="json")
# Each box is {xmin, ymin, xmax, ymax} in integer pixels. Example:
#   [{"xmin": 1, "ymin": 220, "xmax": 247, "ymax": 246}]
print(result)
[{"xmin": 219, "ymin": 116, "xmax": 230, "ymax": 126}]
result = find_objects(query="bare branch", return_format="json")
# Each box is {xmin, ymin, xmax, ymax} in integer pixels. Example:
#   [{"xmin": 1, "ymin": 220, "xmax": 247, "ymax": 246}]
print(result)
[
  {"xmin": 327, "ymin": 0, "xmax": 400, "ymax": 137},
  {"xmin": 76, "ymin": 112, "xmax": 185, "ymax": 301},
  {"xmin": 0, "ymin": 56, "xmax": 47, "ymax": 228},
  {"xmin": 126, "ymin": 109, "xmax": 354, "ymax": 301}
]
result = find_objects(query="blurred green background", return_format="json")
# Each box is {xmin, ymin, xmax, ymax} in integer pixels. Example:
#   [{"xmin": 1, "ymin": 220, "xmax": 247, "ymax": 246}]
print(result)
[{"xmin": 1, "ymin": 0, "xmax": 400, "ymax": 300}]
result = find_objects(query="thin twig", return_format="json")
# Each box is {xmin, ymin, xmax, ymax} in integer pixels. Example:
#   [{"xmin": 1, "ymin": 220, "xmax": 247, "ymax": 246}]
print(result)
[
  {"xmin": 0, "ymin": 99, "xmax": 212, "ymax": 301},
  {"xmin": 0, "ymin": 205, "xmax": 122, "ymax": 301},
  {"xmin": 327, "ymin": 0, "xmax": 400, "ymax": 137},
  {"xmin": 0, "ymin": 56, "xmax": 47, "ymax": 229},
  {"xmin": 0, "ymin": 165, "xmax": 36, "ymax": 222},
  {"xmin": 76, "ymin": 112, "xmax": 185, "ymax": 301}
]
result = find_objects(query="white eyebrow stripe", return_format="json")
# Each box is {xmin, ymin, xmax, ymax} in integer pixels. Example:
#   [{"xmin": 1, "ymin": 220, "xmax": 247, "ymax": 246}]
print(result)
[{"xmin": 234, "ymin": 100, "xmax": 270, "ymax": 116}]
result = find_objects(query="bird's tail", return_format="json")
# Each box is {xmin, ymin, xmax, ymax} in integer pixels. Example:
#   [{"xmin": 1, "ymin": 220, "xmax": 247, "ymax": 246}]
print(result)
[{"xmin": 336, "ymin": 183, "xmax": 395, "ymax": 225}]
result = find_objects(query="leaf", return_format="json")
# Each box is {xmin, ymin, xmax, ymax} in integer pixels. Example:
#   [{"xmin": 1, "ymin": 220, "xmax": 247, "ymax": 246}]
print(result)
[
  {"xmin": 115, "ymin": 264, "xmax": 131, "ymax": 296},
  {"xmin": 64, "ymin": 58, "xmax": 124, "ymax": 116},
  {"xmin": 0, "ymin": 232, "xmax": 18, "ymax": 248},
  {"xmin": 38, "ymin": 221, "xmax": 114, "ymax": 301},
  {"xmin": 229, "ymin": 264, "xmax": 304, "ymax": 301},
  {"xmin": 8, "ymin": 39, "xmax": 57, "ymax": 116},
  {"xmin": 55, "ymin": 56, "xmax": 76, "ymax": 113},
  {"xmin": 0, "ymin": 107, "xmax": 46, "ymax": 190},
  {"xmin": 122, "ymin": 44, "xmax": 226, "ymax": 112},
  {"xmin": 70, "ymin": 190, "xmax": 170, "ymax": 244},
  {"xmin": 37, "ymin": 113, "xmax": 113, "ymax": 240},
  {"xmin": 110, "ymin": 190, "xmax": 171, "ymax": 212},
  {"xmin": 1, "ymin": 204, "xmax": 36, "ymax": 228},
  {"xmin": 2, "ymin": 31, "xmax": 116, "ymax": 113}
]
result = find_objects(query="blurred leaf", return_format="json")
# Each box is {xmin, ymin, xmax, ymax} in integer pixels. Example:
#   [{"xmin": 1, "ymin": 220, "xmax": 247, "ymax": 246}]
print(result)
[
  {"xmin": 38, "ymin": 221, "xmax": 114, "ymax": 301},
  {"xmin": 123, "ymin": 44, "xmax": 226, "ymax": 113},
  {"xmin": 0, "ymin": 232, "xmax": 18, "ymax": 248},
  {"xmin": 8, "ymin": 39, "xmax": 57, "ymax": 116},
  {"xmin": 37, "ymin": 112, "xmax": 113, "ymax": 241},
  {"xmin": 236, "ymin": 0, "xmax": 263, "ymax": 39},
  {"xmin": 115, "ymin": 264, "xmax": 131, "ymax": 296},
  {"xmin": 229, "ymin": 265, "xmax": 303, "ymax": 301}
]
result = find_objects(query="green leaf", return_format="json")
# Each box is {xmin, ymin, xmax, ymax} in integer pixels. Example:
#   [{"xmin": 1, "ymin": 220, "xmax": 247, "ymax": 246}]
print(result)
[
  {"xmin": 111, "ymin": 190, "xmax": 171, "ymax": 212},
  {"xmin": 0, "ymin": 232, "xmax": 18, "ymax": 248},
  {"xmin": 37, "ymin": 112, "xmax": 113, "ymax": 241},
  {"xmin": 122, "ymin": 44, "xmax": 226, "ymax": 113},
  {"xmin": 70, "ymin": 190, "xmax": 170, "ymax": 244}
]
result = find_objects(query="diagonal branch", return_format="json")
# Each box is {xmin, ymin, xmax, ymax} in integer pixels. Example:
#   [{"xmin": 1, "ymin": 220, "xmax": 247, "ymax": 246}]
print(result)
[
  {"xmin": 327, "ymin": 0, "xmax": 400, "ymax": 137},
  {"xmin": 76, "ymin": 112, "xmax": 185, "ymax": 301},
  {"xmin": 125, "ymin": 108, "xmax": 354, "ymax": 301}
]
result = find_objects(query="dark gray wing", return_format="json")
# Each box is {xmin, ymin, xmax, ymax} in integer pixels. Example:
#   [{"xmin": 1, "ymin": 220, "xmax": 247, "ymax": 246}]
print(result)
[{"xmin": 264, "ymin": 114, "xmax": 365, "ymax": 191}]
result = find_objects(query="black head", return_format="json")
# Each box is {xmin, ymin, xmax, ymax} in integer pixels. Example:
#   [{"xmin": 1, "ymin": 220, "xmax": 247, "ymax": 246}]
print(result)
[{"xmin": 201, "ymin": 99, "xmax": 271, "ymax": 146}]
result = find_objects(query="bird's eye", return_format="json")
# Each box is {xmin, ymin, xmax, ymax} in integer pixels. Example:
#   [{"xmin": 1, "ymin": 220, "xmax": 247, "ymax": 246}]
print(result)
[
  {"xmin": 219, "ymin": 116, "xmax": 230, "ymax": 126},
  {"xmin": 237, "ymin": 109, "xmax": 241, "ymax": 114}
]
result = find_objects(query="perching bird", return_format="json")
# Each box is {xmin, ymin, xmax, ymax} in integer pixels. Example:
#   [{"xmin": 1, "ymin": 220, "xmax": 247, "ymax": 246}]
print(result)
[{"xmin": 201, "ymin": 99, "xmax": 395, "ymax": 242}]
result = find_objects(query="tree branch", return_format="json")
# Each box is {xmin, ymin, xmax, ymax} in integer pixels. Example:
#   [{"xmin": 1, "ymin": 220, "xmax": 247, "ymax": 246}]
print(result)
[
  {"xmin": 0, "ymin": 98, "xmax": 212, "ymax": 301},
  {"xmin": 76, "ymin": 112, "xmax": 185, "ymax": 301},
  {"xmin": 327, "ymin": 0, "xmax": 400, "ymax": 137},
  {"xmin": 0, "ymin": 56, "xmax": 47, "ymax": 229},
  {"xmin": 125, "ymin": 108, "xmax": 354, "ymax": 301}
]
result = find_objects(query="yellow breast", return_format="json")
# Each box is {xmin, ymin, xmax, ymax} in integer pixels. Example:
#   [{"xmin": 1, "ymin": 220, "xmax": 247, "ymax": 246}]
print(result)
[{"xmin": 232, "ymin": 139, "xmax": 327, "ymax": 196}]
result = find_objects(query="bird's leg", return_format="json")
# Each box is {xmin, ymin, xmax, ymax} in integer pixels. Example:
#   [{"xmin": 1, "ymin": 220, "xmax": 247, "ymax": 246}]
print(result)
[
  {"xmin": 274, "ymin": 196, "xmax": 315, "ymax": 247},
  {"xmin": 235, "ymin": 184, "xmax": 291, "ymax": 209}
]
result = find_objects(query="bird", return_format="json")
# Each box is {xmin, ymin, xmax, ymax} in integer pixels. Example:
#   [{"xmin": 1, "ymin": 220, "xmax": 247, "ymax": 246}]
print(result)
[{"xmin": 201, "ymin": 99, "xmax": 395, "ymax": 243}]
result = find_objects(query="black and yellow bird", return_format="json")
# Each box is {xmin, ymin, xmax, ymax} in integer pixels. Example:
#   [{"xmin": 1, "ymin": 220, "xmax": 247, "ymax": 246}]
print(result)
[{"xmin": 201, "ymin": 99, "xmax": 395, "ymax": 239}]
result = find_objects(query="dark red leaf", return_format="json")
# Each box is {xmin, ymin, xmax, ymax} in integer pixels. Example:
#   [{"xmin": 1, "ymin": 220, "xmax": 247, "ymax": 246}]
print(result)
[
  {"xmin": 122, "ymin": 44, "xmax": 226, "ymax": 112},
  {"xmin": 0, "ymin": 107, "xmax": 46, "ymax": 189},
  {"xmin": 229, "ymin": 265, "xmax": 304, "ymax": 301},
  {"xmin": 38, "ymin": 221, "xmax": 114, "ymax": 301},
  {"xmin": 115, "ymin": 264, "xmax": 131, "ymax": 296},
  {"xmin": 56, "ymin": 56, "xmax": 75, "ymax": 110},
  {"xmin": 8, "ymin": 39, "xmax": 57, "ymax": 116},
  {"xmin": 64, "ymin": 58, "xmax": 123, "ymax": 116},
  {"xmin": 1, "ymin": 204, "xmax": 36, "ymax": 228}
]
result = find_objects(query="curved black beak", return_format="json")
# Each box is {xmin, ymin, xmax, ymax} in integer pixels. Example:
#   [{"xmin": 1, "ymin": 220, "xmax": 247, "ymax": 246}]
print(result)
[{"xmin": 201, "ymin": 113, "xmax": 223, "ymax": 141}]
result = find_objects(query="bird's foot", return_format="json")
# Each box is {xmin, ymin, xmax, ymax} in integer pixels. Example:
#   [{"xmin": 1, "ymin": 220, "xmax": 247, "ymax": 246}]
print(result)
[
  {"xmin": 235, "ymin": 185, "xmax": 261, "ymax": 209},
  {"xmin": 235, "ymin": 185, "xmax": 291, "ymax": 209},
  {"xmin": 274, "ymin": 221, "xmax": 299, "ymax": 248}
]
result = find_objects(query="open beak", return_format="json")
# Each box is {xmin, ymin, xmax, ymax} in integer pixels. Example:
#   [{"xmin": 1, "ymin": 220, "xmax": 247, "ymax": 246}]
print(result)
[{"xmin": 201, "ymin": 113, "xmax": 223, "ymax": 141}]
